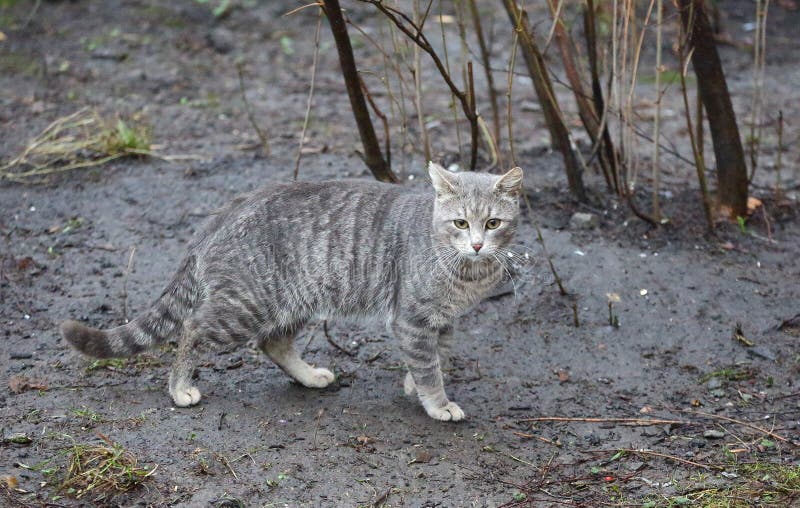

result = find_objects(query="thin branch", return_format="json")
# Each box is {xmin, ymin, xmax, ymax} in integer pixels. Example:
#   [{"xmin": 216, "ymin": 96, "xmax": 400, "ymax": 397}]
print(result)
[
  {"xmin": 324, "ymin": 321, "xmax": 356, "ymax": 357},
  {"xmin": 294, "ymin": 7, "xmax": 323, "ymax": 180},
  {"xmin": 520, "ymin": 416, "xmax": 687, "ymax": 426},
  {"xmin": 676, "ymin": 409, "xmax": 794, "ymax": 445},
  {"xmin": 360, "ymin": 76, "xmax": 391, "ymax": 170},
  {"xmin": 361, "ymin": 0, "xmax": 479, "ymax": 170},
  {"xmin": 237, "ymin": 63, "xmax": 271, "ymax": 156},
  {"xmin": 468, "ymin": 0, "xmax": 501, "ymax": 148}
]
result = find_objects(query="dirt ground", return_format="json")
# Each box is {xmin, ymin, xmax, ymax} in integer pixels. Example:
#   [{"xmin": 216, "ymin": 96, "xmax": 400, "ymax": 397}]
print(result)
[{"xmin": 1, "ymin": 1, "xmax": 799, "ymax": 507}]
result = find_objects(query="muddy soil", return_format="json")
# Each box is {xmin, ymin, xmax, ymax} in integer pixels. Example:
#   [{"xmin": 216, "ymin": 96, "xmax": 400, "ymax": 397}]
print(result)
[{"xmin": 1, "ymin": 1, "xmax": 799, "ymax": 507}]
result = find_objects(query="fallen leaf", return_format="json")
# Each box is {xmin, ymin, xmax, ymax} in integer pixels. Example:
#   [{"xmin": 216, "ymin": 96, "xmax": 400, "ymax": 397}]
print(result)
[
  {"xmin": 0, "ymin": 31, "xmax": 6, "ymax": 42},
  {"xmin": 7, "ymin": 433, "xmax": 31, "ymax": 445},
  {"xmin": 299, "ymin": 144, "xmax": 328, "ymax": 155},
  {"xmin": 639, "ymin": 405, "xmax": 654, "ymax": 414},
  {"xmin": 356, "ymin": 435, "xmax": 372, "ymax": 445},
  {"xmin": 3, "ymin": 476, "xmax": 18, "ymax": 489},
  {"xmin": 556, "ymin": 370, "xmax": 570, "ymax": 383},
  {"xmin": 747, "ymin": 197, "xmax": 763, "ymax": 215},
  {"xmin": 16, "ymin": 257, "xmax": 34, "ymax": 271},
  {"xmin": 8, "ymin": 375, "xmax": 48, "ymax": 394},
  {"xmin": 413, "ymin": 450, "xmax": 432, "ymax": 463}
]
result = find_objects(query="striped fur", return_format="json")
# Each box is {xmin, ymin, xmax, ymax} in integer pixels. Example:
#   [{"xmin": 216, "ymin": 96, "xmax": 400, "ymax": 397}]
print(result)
[{"xmin": 61, "ymin": 163, "xmax": 523, "ymax": 421}]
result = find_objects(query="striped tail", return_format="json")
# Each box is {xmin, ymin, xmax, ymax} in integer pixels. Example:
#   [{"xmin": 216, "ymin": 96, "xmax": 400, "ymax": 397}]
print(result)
[{"xmin": 61, "ymin": 256, "xmax": 199, "ymax": 358}]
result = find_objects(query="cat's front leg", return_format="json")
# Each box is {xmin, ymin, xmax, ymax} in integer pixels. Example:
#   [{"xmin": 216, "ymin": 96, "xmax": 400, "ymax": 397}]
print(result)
[
  {"xmin": 393, "ymin": 318, "xmax": 464, "ymax": 422},
  {"xmin": 404, "ymin": 326, "xmax": 454, "ymax": 397}
]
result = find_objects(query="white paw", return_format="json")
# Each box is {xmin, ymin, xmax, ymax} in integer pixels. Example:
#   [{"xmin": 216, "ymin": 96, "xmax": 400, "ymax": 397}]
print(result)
[
  {"xmin": 425, "ymin": 401, "xmax": 465, "ymax": 422},
  {"xmin": 403, "ymin": 372, "xmax": 417, "ymax": 396},
  {"xmin": 300, "ymin": 367, "xmax": 335, "ymax": 388},
  {"xmin": 172, "ymin": 385, "xmax": 202, "ymax": 407}
]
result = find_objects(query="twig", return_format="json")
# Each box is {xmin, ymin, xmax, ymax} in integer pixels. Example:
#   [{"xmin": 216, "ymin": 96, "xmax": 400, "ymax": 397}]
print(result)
[
  {"xmin": 294, "ymin": 7, "xmax": 323, "ymax": 180},
  {"xmin": 512, "ymin": 431, "xmax": 562, "ymax": 448},
  {"xmin": 486, "ymin": 447, "xmax": 536, "ymax": 467},
  {"xmin": 236, "ymin": 63, "xmax": 270, "ymax": 156},
  {"xmin": 776, "ymin": 313, "xmax": 800, "ymax": 331},
  {"xmin": 520, "ymin": 416, "xmax": 687, "ymax": 426},
  {"xmin": 523, "ymin": 193, "xmax": 567, "ymax": 296},
  {"xmin": 365, "ymin": 349, "xmax": 386, "ymax": 363},
  {"xmin": 323, "ymin": 321, "xmax": 356, "ymax": 356},
  {"xmin": 676, "ymin": 409, "xmax": 793, "ymax": 444},
  {"xmin": 571, "ymin": 301, "xmax": 580, "ymax": 328},
  {"xmin": 217, "ymin": 454, "xmax": 239, "ymax": 480},
  {"xmin": 360, "ymin": 75, "xmax": 391, "ymax": 170},
  {"xmin": 582, "ymin": 448, "xmax": 723, "ymax": 471},
  {"xmin": 312, "ymin": 408, "xmax": 325, "ymax": 450},
  {"xmin": 372, "ymin": 487, "xmax": 392, "ymax": 508}
]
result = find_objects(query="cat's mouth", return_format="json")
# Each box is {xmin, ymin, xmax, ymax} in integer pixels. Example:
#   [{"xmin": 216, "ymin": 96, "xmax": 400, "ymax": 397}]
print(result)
[{"xmin": 463, "ymin": 250, "xmax": 492, "ymax": 262}]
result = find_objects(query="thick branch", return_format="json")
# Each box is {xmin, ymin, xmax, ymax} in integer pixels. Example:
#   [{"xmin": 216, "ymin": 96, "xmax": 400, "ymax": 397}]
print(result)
[
  {"xmin": 322, "ymin": 0, "xmax": 398, "ymax": 183},
  {"xmin": 503, "ymin": 0, "xmax": 586, "ymax": 202},
  {"xmin": 678, "ymin": 0, "xmax": 748, "ymax": 217}
]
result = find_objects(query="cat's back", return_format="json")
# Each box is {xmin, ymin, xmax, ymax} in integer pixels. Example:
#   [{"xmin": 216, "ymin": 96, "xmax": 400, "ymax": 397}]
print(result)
[{"xmin": 196, "ymin": 179, "xmax": 430, "ymax": 260}]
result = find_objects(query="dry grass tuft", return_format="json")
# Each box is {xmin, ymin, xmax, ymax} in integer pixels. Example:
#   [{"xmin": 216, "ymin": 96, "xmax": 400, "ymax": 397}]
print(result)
[
  {"xmin": 57, "ymin": 433, "xmax": 157, "ymax": 500},
  {"xmin": 0, "ymin": 107, "xmax": 151, "ymax": 182}
]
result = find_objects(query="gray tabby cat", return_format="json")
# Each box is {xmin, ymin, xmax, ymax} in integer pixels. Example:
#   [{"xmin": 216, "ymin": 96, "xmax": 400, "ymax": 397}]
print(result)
[{"xmin": 61, "ymin": 162, "xmax": 523, "ymax": 421}]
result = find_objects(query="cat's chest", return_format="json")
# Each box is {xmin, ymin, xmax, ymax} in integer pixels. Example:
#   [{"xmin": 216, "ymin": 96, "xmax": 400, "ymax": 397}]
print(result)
[{"xmin": 436, "ymin": 267, "xmax": 503, "ymax": 311}]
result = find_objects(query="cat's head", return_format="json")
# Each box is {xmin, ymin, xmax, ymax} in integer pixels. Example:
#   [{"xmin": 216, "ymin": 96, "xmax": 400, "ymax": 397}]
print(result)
[{"xmin": 428, "ymin": 162, "xmax": 523, "ymax": 259}]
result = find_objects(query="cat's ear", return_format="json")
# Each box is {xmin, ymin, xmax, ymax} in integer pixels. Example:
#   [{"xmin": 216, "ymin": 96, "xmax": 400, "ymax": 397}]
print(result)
[
  {"xmin": 428, "ymin": 161, "xmax": 457, "ymax": 196},
  {"xmin": 494, "ymin": 166, "xmax": 523, "ymax": 196}
]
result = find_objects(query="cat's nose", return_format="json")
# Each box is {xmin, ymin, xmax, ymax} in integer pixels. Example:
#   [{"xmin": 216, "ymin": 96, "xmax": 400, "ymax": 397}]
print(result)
[{"xmin": 472, "ymin": 243, "xmax": 483, "ymax": 253}]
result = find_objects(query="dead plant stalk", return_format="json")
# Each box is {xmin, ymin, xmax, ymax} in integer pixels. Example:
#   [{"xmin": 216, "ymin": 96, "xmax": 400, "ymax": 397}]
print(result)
[{"xmin": 294, "ymin": 7, "xmax": 323, "ymax": 180}]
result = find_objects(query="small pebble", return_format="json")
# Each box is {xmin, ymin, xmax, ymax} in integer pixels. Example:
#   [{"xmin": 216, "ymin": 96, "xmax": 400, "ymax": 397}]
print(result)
[
  {"xmin": 747, "ymin": 346, "xmax": 776, "ymax": 361},
  {"xmin": 569, "ymin": 212, "xmax": 598, "ymax": 230}
]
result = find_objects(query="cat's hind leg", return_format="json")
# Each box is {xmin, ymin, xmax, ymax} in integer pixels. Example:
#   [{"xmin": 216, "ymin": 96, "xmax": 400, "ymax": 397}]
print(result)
[
  {"xmin": 259, "ymin": 333, "xmax": 335, "ymax": 388},
  {"xmin": 169, "ymin": 319, "xmax": 202, "ymax": 407}
]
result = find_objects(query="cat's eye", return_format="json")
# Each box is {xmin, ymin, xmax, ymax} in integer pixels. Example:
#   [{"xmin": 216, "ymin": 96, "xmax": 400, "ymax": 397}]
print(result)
[
  {"xmin": 453, "ymin": 219, "xmax": 469, "ymax": 229},
  {"xmin": 485, "ymin": 218, "xmax": 501, "ymax": 230}
]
